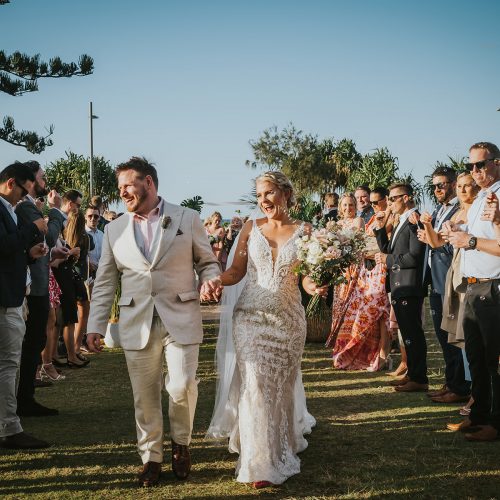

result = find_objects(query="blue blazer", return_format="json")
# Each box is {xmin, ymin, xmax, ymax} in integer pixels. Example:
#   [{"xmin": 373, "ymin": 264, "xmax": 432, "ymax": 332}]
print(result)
[{"xmin": 423, "ymin": 204, "xmax": 459, "ymax": 296}]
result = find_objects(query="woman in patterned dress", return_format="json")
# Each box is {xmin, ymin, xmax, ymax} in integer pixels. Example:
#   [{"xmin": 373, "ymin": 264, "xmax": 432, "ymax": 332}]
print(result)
[{"xmin": 327, "ymin": 193, "xmax": 391, "ymax": 370}]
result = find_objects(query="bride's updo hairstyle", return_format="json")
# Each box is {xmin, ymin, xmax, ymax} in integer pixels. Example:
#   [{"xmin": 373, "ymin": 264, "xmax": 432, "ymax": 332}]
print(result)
[{"xmin": 256, "ymin": 171, "xmax": 297, "ymax": 209}]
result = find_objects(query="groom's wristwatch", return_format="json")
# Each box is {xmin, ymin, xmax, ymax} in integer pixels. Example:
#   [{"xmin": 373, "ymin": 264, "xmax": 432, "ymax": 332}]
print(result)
[{"xmin": 468, "ymin": 236, "xmax": 477, "ymax": 250}]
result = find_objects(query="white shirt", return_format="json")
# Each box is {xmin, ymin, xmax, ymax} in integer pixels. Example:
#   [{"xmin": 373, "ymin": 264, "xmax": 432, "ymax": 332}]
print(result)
[
  {"xmin": 86, "ymin": 226, "xmax": 104, "ymax": 268},
  {"xmin": 390, "ymin": 207, "xmax": 417, "ymax": 248},
  {"xmin": 0, "ymin": 195, "xmax": 17, "ymax": 224},
  {"xmin": 461, "ymin": 180, "xmax": 500, "ymax": 279}
]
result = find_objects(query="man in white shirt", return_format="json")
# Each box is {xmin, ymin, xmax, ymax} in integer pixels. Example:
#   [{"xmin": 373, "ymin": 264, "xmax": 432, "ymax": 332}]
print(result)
[
  {"xmin": 445, "ymin": 142, "xmax": 500, "ymax": 442},
  {"xmin": 85, "ymin": 206, "xmax": 104, "ymax": 278}
]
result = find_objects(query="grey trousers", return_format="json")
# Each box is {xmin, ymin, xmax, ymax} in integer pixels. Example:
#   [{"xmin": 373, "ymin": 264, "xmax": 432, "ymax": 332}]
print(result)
[{"xmin": 0, "ymin": 305, "xmax": 26, "ymax": 437}]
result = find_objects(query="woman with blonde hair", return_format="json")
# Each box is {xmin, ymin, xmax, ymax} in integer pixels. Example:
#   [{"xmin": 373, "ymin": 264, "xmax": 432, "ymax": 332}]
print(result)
[
  {"xmin": 207, "ymin": 170, "xmax": 318, "ymax": 488},
  {"xmin": 326, "ymin": 191, "xmax": 391, "ymax": 370},
  {"xmin": 205, "ymin": 211, "xmax": 228, "ymax": 271},
  {"xmin": 52, "ymin": 211, "xmax": 93, "ymax": 367}
]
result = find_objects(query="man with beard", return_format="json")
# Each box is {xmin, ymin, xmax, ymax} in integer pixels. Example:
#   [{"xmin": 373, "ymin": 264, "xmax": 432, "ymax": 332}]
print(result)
[
  {"xmin": 445, "ymin": 142, "xmax": 500, "ymax": 442},
  {"xmin": 0, "ymin": 162, "xmax": 50, "ymax": 449},
  {"xmin": 87, "ymin": 157, "xmax": 220, "ymax": 486},
  {"xmin": 418, "ymin": 166, "xmax": 470, "ymax": 404},
  {"xmin": 14, "ymin": 161, "xmax": 68, "ymax": 418}
]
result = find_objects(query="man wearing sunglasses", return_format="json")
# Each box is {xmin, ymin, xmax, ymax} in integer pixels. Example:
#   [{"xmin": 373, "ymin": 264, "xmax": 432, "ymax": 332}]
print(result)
[
  {"xmin": 445, "ymin": 142, "xmax": 500, "ymax": 442},
  {"xmin": 419, "ymin": 167, "xmax": 471, "ymax": 405},
  {"xmin": 0, "ymin": 162, "xmax": 51, "ymax": 450},
  {"xmin": 374, "ymin": 183, "xmax": 428, "ymax": 392},
  {"xmin": 85, "ymin": 206, "xmax": 104, "ymax": 279}
]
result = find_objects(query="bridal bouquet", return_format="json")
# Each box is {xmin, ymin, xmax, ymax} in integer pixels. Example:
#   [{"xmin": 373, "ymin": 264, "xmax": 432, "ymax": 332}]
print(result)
[{"xmin": 294, "ymin": 221, "xmax": 366, "ymax": 317}]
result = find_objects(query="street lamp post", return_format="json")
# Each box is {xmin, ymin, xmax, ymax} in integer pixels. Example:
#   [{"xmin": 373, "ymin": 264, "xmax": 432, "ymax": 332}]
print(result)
[{"xmin": 89, "ymin": 101, "xmax": 98, "ymax": 197}]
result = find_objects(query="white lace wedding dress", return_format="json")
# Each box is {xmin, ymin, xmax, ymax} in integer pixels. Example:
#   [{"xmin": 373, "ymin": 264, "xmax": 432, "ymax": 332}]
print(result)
[{"xmin": 226, "ymin": 222, "xmax": 315, "ymax": 484}]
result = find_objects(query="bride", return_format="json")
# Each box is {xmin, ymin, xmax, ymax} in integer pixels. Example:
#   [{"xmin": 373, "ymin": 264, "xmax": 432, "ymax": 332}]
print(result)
[{"xmin": 207, "ymin": 171, "xmax": 320, "ymax": 488}]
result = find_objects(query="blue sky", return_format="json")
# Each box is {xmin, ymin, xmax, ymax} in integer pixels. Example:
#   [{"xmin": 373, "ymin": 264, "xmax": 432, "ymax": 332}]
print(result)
[{"xmin": 1, "ymin": 0, "xmax": 499, "ymax": 216}]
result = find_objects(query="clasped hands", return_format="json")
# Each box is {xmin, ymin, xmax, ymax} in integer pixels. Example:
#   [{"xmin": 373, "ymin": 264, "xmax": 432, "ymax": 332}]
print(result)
[{"xmin": 200, "ymin": 277, "xmax": 223, "ymax": 302}]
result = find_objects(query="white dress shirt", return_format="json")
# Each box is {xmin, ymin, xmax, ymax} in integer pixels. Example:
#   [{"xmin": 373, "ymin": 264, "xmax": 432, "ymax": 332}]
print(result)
[{"xmin": 461, "ymin": 181, "xmax": 500, "ymax": 279}]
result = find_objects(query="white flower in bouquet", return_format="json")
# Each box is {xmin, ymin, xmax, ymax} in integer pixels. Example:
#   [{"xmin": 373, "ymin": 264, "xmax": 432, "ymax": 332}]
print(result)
[{"xmin": 294, "ymin": 221, "xmax": 366, "ymax": 317}]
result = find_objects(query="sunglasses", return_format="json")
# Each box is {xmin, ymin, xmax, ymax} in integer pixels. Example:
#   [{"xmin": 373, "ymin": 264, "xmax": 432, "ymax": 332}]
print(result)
[
  {"xmin": 388, "ymin": 194, "xmax": 406, "ymax": 203},
  {"xmin": 433, "ymin": 181, "xmax": 450, "ymax": 190},
  {"xmin": 370, "ymin": 199, "xmax": 384, "ymax": 206},
  {"xmin": 87, "ymin": 214, "xmax": 99, "ymax": 220},
  {"xmin": 464, "ymin": 158, "xmax": 497, "ymax": 171}
]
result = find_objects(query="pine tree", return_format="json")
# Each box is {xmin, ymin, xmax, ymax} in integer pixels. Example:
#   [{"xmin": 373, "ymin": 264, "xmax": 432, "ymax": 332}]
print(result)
[{"xmin": 0, "ymin": 1, "xmax": 94, "ymax": 153}]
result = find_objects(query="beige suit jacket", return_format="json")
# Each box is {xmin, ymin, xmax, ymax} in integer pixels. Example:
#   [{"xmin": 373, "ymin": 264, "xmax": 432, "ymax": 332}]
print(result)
[{"xmin": 87, "ymin": 202, "xmax": 220, "ymax": 349}]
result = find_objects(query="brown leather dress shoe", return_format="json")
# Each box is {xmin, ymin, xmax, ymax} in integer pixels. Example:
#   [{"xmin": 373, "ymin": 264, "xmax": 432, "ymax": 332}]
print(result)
[
  {"xmin": 446, "ymin": 417, "xmax": 478, "ymax": 432},
  {"xmin": 465, "ymin": 425, "xmax": 498, "ymax": 442},
  {"xmin": 394, "ymin": 381, "xmax": 428, "ymax": 392},
  {"xmin": 172, "ymin": 440, "xmax": 191, "ymax": 480},
  {"xmin": 427, "ymin": 384, "xmax": 448, "ymax": 398},
  {"xmin": 137, "ymin": 461, "xmax": 161, "ymax": 487},
  {"xmin": 389, "ymin": 375, "xmax": 410, "ymax": 387},
  {"xmin": 431, "ymin": 392, "xmax": 470, "ymax": 404}
]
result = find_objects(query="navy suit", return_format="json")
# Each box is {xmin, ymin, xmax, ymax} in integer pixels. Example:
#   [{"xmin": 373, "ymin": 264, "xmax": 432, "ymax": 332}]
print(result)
[
  {"xmin": 424, "ymin": 204, "xmax": 470, "ymax": 396},
  {"xmin": 375, "ymin": 214, "xmax": 428, "ymax": 384},
  {"xmin": 0, "ymin": 202, "xmax": 40, "ymax": 307}
]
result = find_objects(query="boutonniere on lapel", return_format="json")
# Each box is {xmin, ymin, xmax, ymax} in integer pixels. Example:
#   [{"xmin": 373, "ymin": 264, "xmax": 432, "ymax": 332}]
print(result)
[{"xmin": 161, "ymin": 215, "xmax": 172, "ymax": 230}]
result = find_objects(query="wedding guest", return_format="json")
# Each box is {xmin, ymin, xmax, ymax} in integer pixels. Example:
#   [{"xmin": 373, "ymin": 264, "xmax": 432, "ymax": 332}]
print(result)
[
  {"xmin": 326, "ymin": 193, "xmax": 390, "ymax": 370},
  {"xmin": 205, "ymin": 211, "xmax": 228, "ymax": 271},
  {"xmin": 355, "ymin": 185, "xmax": 375, "ymax": 225},
  {"xmin": 39, "ymin": 268, "xmax": 65, "ymax": 381},
  {"xmin": 225, "ymin": 216, "xmax": 243, "ymax": 252},
  {"xmin": 86, "ymin": 205, "xmax": 104, "ymax": 279},
  {"xmin": 446, "ymin": 142, "xmax": 500, "ymax": 442},
  {"xmin": 15, "ymin": 162, "xmax": 67, "ymax": 417},
  {"xmin": 103, "ymin": 210, "xmax": 117, "ymax": 221},
  {"xmin": 374, "ymin": 183, "xmax": 428, "ymax": 392},
  {"xmin": 323, "ymin": 192, "xmax": 339, "ymax": 222},
  {"xmin": 90, "ymin": 195, "xmax": 108, "ymax": 230},
  {"xmin": 71, "ymin": 210, "xmax": 95, "ymax": 355},
  {"xmin": 418, "ymin": 166, "xmax": 471, "ymax": 404},
  {"xmin": 0, "ymin": 162, "xmax": 50, "ymax": 449},
  {"xmin": 209, "ymin": 171, "xmax": 317, "ymax": 488},
  {"xmin": 52, "ymin": 211, "xmax": 90, "ymax": 368},
  {"xmin": 419, "ymin": 172, "xmax": 479, "ymax": 412}
]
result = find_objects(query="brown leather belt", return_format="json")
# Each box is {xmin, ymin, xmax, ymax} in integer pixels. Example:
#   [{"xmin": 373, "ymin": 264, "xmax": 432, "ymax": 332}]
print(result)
[{"xmin": 466, "ymin": 277, "xmax": 495, "ymax": 284}]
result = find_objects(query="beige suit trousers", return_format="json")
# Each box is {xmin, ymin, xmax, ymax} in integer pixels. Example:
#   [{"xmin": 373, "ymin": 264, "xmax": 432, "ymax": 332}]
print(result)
[{"xmin": 123, "ymin": 317, "xmax": 199, "ymax": 464}]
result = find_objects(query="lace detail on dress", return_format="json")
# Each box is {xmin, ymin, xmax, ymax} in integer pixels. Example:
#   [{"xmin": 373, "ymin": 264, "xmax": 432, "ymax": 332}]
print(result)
[{"xmin": 230, "ymin": 222, "xmax": 313, "ymax": 484}]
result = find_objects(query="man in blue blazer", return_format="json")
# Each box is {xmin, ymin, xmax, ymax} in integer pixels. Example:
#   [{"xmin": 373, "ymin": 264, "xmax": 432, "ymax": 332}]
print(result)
[
  {"xmin": 0, "ymin": 162, "xmax": 49, "ymax": 449},
  {"xmin": 420, "ymin": 166, "xmax": 470, "ymax": 403}
]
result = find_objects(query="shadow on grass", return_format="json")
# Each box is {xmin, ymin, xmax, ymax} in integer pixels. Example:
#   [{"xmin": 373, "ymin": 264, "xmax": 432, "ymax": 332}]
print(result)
[{"xmin": 1, "ymin": 314, "xmax": 499, "ymax": 499}]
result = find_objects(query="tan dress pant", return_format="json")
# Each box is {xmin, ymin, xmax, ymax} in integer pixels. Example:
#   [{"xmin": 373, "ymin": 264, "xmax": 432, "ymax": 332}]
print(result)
[{"xmin": 123, "ymin": 317, "xmax": 199, "ymax": 464}]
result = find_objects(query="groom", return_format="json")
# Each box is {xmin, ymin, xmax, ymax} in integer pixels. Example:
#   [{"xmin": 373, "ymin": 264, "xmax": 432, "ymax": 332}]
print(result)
[{"xmin": 86, "ymin": 157, "xmax": 221, "ymax": 487}]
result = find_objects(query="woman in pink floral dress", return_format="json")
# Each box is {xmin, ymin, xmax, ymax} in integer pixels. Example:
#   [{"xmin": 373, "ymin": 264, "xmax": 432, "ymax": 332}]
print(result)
[{"xmin": 326, "ymin": 193, "xmax": 391, "ymax": 370}]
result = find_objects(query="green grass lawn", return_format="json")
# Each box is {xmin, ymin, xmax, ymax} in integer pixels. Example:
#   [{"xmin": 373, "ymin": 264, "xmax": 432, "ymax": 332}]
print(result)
[{"xmin": 1, "ymin": 310, "xmax": 499, "ymax": 499}]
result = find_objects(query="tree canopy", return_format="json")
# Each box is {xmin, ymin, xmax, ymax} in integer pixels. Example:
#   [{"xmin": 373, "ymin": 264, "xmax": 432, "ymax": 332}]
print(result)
[
  {"xmin": 0, "ymin": 1, "xmax": 93, "ymax": 153},
  {"xmin": 246, "ymin": 124, "xmax": 424, "ymax": 201},
  {"xmin": 45, "ymin": 152, "xmax": 120, "ymax": 206}
]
